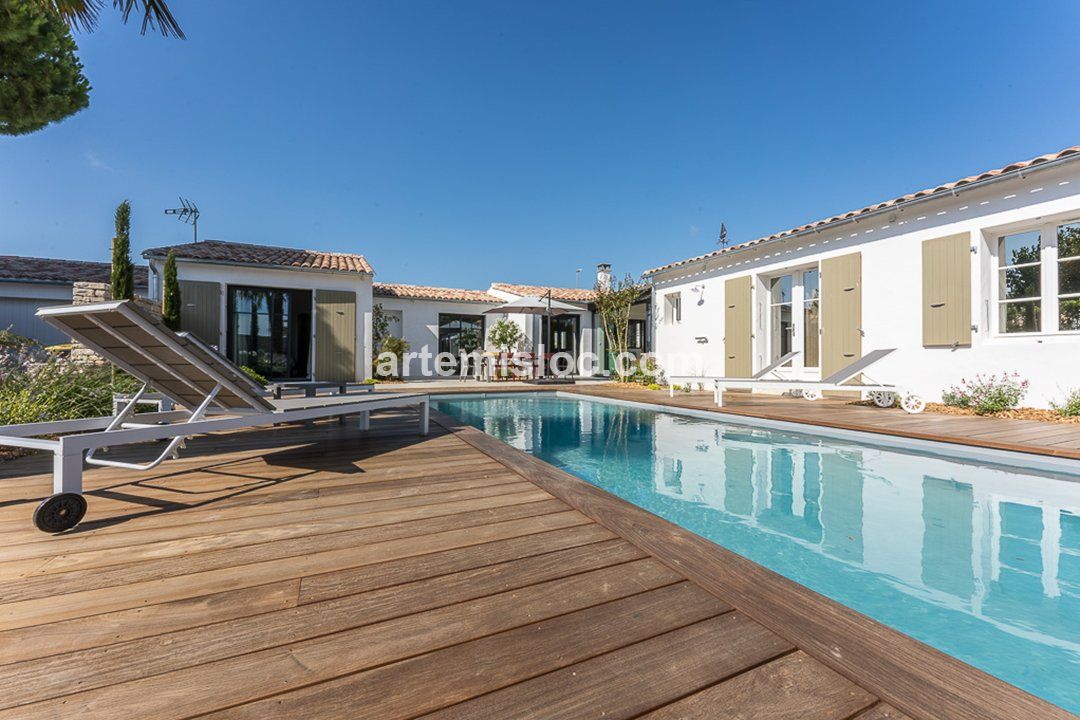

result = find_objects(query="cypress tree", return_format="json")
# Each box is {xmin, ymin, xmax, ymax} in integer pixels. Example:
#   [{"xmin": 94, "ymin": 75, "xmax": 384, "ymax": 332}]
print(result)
[
  {"xmin": 110, "ymin": 200, "xmax": 134, "ymax": 300},
  {"xmin": 162, "ymin": 250, "xmax": 181, "ymax": 330}
]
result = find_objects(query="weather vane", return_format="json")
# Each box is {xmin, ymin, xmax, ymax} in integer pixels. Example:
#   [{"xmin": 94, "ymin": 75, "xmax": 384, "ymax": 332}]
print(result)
[{"xmin": 164, "ymin": 197, "xmax": 200, "ymax": 243}]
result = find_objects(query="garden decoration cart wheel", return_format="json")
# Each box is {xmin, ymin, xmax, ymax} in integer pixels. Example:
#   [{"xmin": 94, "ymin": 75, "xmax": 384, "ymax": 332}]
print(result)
[
  {"xmin": 872, "ymin": 391, "xmax": 896, "ymax": 408},
  {"xmin": 901, "ymin": 394, "xmax": 926, "ymax": 414},
  {"xmin": 32, "ymin": 493, "xmax": 87, "ymax": 533},
  {"xmin": 801, "ymin": 389, "xmax": 822, "ymax": 401}
]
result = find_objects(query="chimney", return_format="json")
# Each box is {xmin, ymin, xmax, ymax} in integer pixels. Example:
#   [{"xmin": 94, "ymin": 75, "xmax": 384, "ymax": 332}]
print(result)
[{"xmin": 596, "ymin": 263, "xmax": 612, "ymax": 290}]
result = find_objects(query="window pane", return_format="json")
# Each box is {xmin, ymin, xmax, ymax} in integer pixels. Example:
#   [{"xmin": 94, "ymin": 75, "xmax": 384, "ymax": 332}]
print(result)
[
  {"xmin": 1059, "ymin": 258, "xmax": 1080, "ymax": 296},
  {"xmin": 770, "ymin": 303, "xmax": 792, "ymax": 361},
  {"xmin": 1000, "ymin": 301, "xmax": 1041, "ymax": 333},
  {"xmin": 1061, "ymin": 298, "xmax": 1080, "ymax": 331},
  {"xmin": 770, "ymin": 275, "xmax": 793, "ymax": 304},
  {"xmin": 803, "ymin": 268, "xmax": 819, "ymax": 301},
  {"xmin": 1059, "ymin": 222, "xmax": 1080, "ymax": 259},
  {"xmin": 998, "ymin": 230, "xmax": 1041, "ymax": 267},
  {"xmin": 804, "ymin": 299, "xmax": 819, "ymax": 368},
  {"xmin": 998, "ymin": 265, "xmax": 1040, "ymax": 300}
]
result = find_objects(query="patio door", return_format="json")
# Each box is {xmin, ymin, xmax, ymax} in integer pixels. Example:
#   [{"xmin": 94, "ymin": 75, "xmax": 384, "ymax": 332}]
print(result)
[
  {"xmin": 821, "ymin": 253, "xmax": 861, "ymax": 395},
  {"xmin": 227, "ymin": 286, "xmax": 312, "ymax": 380}
]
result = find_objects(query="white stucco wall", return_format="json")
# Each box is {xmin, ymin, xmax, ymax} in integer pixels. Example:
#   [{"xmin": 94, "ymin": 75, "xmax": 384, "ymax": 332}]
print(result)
[
  {"xmin": 649, "ymin": 162, "xmax": 1080, "ymax": 407},
  {"xmin": 149, "ymin": 259, "xmax": 373, "ymax": 381}
]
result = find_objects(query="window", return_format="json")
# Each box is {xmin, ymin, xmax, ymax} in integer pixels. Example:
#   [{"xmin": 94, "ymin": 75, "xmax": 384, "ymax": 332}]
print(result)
[
  {"xmin": 1059, "ymin": 222, "xmax": 1080, "ymax": 331},
  {"xmin": 437, "ymin": 314, "xmax": 485, "ymax": 356},
  {"xmin": 665, "ymin": 293, "xmax": 682, "ymax": 324},
  {"xmin": 997, "ymin": 230, "xmax": 1041, "ymax": 333},
  {"xmin": 227, "ymin": 286, "xmax": 311, "ymax": 379},
  {"xmin": 764, "ymin": 268, "xmax": 818, "ymax": 369},
  {"xmin": 802, "ymin": 268, "xmax": 820, "ymax": 368},
  {"xmin": 628, "ymin": 319, "xmax": 646, "ymax": 353},
  {"xmin": 769, "ymin": 275, "xmax": 793, "ymax": 362},
  {"xmin": 995, "ymin": 221, "xmax": 1080, "ymax": 334}
]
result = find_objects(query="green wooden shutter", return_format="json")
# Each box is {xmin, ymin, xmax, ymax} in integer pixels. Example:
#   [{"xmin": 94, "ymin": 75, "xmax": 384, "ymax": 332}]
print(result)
[
  {"xmin": 315, "ymin": 290, "xmax": 356, "ymax": 382},
  {"xmin": 724, "ymin": 276, "xmax": 753, "ymax": 377},
  {"xmin": 922, "ymin": 233, "xmax": 972, "ymax": 347},
  {"xmin": 177, "ymin": 280, "xmax": 221, "ymax": 348}
]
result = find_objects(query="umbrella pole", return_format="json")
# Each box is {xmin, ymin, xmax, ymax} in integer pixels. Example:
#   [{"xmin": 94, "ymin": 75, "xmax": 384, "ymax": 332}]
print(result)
[{"xmin": 544, "ymin": 290, "xmax": 552, "ymax": 379}]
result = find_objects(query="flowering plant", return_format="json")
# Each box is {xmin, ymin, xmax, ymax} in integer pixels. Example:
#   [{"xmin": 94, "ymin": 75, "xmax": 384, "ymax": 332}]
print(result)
[{"xmin": 942, "ymin": 372, "xmax": 1029, "ymax": 415}]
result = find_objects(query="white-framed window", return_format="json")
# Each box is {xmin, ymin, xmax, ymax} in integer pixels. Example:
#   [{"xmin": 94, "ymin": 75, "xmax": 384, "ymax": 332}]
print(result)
[
  {"xmin": 665, "ymin": 292, "xmax": 682, "ymax": 324},
  {"xmin": 765, "ymin": 266, "xmax": 819, "ymax": 368},
  {"xmin": 995, "ymin": 221, "xmax": 1080, "ymax": 334}
]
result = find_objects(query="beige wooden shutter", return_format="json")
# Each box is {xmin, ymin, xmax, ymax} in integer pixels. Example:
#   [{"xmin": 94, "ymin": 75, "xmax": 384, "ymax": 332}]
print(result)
[
  {"xmin": 314, "ymin": 290, "xmax": 356, "ymax": 382},
  {"xmin": 177, "ymin": 280, "xmax": 221, "ymax": 349},
  {"xmin": 724, "ymin": 276, "xmax": 753, "ymax": 377},
  {"xmin": 922, "ymin": 233, "xmax": 972, "ymax": 347},
  {"xmin": 821, "ymin": 253, "xmax": 862, "ymax": 396}
]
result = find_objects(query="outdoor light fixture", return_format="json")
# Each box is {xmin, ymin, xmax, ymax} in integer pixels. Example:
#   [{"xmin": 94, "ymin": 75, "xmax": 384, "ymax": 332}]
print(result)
[
  {"xmin": 164, "ymin": 197, "xmax": 200, "ymax": 243},
  {"xmin": 695, "ymin": 336, "xmax": 708, "ymax": 344}
]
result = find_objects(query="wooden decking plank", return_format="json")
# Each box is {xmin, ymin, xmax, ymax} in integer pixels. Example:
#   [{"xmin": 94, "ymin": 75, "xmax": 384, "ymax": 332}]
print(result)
[
  {"xmin": 0, "ymin": 561, "xmax": 684, "ymax": 720},
  {"xmin": 416, "ymin": 612, "xmax": 792, "ymax": 720},
  {"xmin": 852, "ymin": 703, "xmax": 916, "ymax": 720},
  {"xmin": 203, "ymin": 584, "xmax": 734, "ymax": 720},
  {"xmin": 0, "ymin": 472, "xmax": 526, "ymax": 565},
  {"xmin": 638, "ymin": 651, "xmax": 877, "ymax": 720},
  {"xmin": 298, "ymin": 523, "xmax": 617, "ymax": 604},
  {"xmin": 0, "ymin": 580, "xmax": 300, "ymax": 666},
  {"xmin": 0, "ymin": 490, "xmax": 554, "ymax": 602},
  {"xmin": 0, "ymin": 539, "xmax": 647, "ymax": 709},
  {"xmin": 0, "ymin": 506, "xmax": 585, "ymax": 630},
  {"xmin": 0, "ymin": 481, "xmax": 542, "ymax": 579}
]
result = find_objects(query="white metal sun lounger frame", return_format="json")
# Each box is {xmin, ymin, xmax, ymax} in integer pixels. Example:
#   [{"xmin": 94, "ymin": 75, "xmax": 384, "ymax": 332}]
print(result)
[
  {"xmin": 0, "ymin": 300, "xmax": 430, "ymax": 531},
  {"xmin": 669, "ymin": 351, "xmax": 800, "ymax": 401},
  {"xmin": 669, "ymin": 349, "xmax": 925, "ymax": 414}
]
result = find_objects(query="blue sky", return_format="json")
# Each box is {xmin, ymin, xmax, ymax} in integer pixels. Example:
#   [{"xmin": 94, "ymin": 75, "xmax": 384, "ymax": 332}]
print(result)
[{"xmin": 2, "ymin": 1, "xmax": 1079, "ymax": 289}]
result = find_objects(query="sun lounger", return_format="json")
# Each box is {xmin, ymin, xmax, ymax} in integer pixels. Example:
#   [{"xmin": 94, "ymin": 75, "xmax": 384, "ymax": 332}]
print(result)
[
  {"xmin": 671, "ymin": 349, "xmax": 924, "ymax": 415},
  {"xmin": 0, "ymin": 300, "xmax": 429, "ymax": 533},
  {"xmin": 669, "ymin": 351, "xmax": 799, "ymax": 401}
]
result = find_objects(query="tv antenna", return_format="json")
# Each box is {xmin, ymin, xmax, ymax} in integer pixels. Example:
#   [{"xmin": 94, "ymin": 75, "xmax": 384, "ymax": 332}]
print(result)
[
  {"xmin": 716, "ymin": 222, "xmax": 728, "ymax": 248},
  {"xmin": 164, "ymin": 197, "xmax": 200, "ymax": 243}
]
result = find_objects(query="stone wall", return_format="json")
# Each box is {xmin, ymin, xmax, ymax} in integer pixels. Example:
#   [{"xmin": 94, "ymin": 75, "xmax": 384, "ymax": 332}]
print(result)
[{"xmin": 69, "ymin": 282, "xmax": 161, "ymax": 365}]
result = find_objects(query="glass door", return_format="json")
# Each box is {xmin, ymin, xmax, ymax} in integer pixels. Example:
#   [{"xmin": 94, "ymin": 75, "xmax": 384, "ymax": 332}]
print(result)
[{"xmin": 227, "ymin": 286, "xmax": 312, "ymax": 380}]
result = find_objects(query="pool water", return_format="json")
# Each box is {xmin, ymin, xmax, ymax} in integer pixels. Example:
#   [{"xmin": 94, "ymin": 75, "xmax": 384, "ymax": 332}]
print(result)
[{"xmin": 434, "ymin": 393, "xmax": 1080, "ymax": 713}]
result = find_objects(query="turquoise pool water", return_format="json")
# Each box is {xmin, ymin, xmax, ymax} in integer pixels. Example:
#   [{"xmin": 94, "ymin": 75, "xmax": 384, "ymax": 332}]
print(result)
[{"xmin": 434, "ymin": 393, "xmax": 1080, "ymax": 712}]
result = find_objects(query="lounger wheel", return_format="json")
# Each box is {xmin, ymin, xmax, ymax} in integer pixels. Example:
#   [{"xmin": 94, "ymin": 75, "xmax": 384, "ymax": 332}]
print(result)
[
  {"xmin": 900, "ymin": 394, "xmax": 925, "ymax": 414},
  {"xmin": 871, "ymin": 391, "xmax": 896, "ymax": 408},
  {"xmin": 32, "ymin": 493, "xmax": 87, "ymax": 533},
  {"xmin": 790, "ymin": 389, "xmax": 804, "ymax": 398},
  {"xmin": 801, "ymin": 389, "xmax": 821, "ymax": 401}
]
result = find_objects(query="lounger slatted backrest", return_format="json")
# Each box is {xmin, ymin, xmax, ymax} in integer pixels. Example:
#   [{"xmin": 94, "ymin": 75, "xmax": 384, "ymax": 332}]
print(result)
[
  {"xmin": 38, "ymin": 300, "xmax": 275, "ymax": 412},
  {"xmin": 819, "ymin": 348, "xmax": 896, "ymax": 385},
  {"xmin": 751, "ymin": 351, "xmax": 799, "ymax": 379}
]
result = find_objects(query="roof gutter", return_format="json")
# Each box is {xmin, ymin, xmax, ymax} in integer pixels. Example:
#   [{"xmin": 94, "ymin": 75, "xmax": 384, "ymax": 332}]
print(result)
[{"xmin": 644, "ymin": 150, "xmax": 1080, "ymax": 279}]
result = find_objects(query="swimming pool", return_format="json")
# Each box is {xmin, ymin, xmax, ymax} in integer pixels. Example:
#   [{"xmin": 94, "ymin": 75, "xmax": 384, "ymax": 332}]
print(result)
[{"xmin": 433, "ymin": 392, "xmax": 1080, "ymax": 713}]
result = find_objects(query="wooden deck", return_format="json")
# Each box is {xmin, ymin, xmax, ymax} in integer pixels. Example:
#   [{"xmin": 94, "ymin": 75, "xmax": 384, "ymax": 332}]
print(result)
[
  {"xmin": 0, "ymin": 410, "xmax": 1071, "ymax": 719},
  {"xmin": 564, "ymin": 385, "xmax": 1080, "ymax": 459}
]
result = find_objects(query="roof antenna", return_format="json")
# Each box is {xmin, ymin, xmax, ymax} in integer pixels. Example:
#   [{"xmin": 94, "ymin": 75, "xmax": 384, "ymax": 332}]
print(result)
[
  {"xmin": 164, "ymin": 197, "xmax": 200, "ymax": 243},
  {"xmin": 575, "ymin": 268, "xmax": 582, "ymax": 288},
  {"xmin": 715, "ymin": 222, "xmax": 728, "ymax": 248}
]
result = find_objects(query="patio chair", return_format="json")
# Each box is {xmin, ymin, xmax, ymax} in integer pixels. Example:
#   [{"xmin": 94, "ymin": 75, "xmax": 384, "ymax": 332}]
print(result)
[{"xmin": 0, "ymin": 300, "xmax": 429, "ymax": 533}]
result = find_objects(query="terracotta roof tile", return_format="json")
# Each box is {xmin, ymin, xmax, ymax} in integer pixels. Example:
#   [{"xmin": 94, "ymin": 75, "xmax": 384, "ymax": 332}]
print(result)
[
  {"xmin": 0, "ymin": 255, "xmax": 149, "ymax": 286},
  {"xmin": 490, "ymin": 283, "xmax": 596, "ymax": 303},
  {"xmin": 373, "ymin": 283, "xmax": 501, "ymax": 303},
  {"xmin": 142, "ymin": 240, "xmax": 373, "ymax": 275},
  {"xmin": 644, "ymin": 145, "xmax": 1080, "ymax": 276}
]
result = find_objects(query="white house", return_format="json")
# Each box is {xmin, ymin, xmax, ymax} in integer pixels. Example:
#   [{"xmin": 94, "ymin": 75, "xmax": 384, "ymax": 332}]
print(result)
[{"xmin": 645, "ymin": 145, "xmax": 1080, "ymax": 407}]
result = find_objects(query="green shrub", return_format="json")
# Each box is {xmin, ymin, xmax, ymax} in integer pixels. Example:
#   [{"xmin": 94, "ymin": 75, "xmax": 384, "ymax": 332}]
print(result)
[
  {"xmin": 646, "ymin": 383, "xmax": 661, "ymax": 391},
  {"xmin": 239, "ymin": 365, "xmax": 268, "ymax": 386},
  {"xmin": 0, "ymin": 361, "xmax": 141, "ymax": 426},
  {"xmin": 942, "ymin": 372, "xmax": 1029, "ymax": 415},
  {"xmin": 1051, "ymin": 388, "xmax": 1080, "ymax": 417}
]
